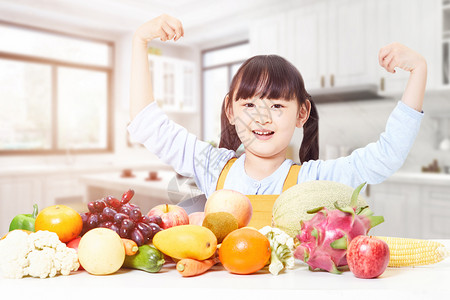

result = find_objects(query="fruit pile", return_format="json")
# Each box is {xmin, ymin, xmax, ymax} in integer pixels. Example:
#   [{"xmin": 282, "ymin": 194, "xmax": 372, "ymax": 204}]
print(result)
[{"xmin": 80, "ymin": 189, "xmax": 162, "ymax": 246}]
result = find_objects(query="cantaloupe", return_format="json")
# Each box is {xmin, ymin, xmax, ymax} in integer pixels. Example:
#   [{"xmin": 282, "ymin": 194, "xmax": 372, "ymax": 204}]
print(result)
[{"xmin": 272, "ymin": 180, "xmax": 368, "ymax": 237}]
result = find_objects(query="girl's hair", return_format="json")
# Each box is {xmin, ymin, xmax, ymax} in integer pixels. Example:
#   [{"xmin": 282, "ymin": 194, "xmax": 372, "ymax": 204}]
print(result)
[{"xmin": 219, "ymin": 54, "xmax": 319, "ymax": 164}]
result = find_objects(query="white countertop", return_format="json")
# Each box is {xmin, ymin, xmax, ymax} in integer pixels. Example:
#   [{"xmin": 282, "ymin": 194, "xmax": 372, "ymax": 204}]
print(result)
[
  {"xmin": 387, "ymin": 171, "xmax": 450, "ymax": 186},
  {"xmin": 1, "ymin": 240, "xmax": 449, "ymax": 299}
]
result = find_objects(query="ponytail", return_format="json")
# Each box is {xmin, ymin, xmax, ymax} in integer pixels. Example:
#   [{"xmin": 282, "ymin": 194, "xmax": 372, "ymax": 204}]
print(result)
[
  {"xmin": 218, "ymin": 95, "xmax": 241, "ymax": 151},
  {"xmin": 299, "ymin": 97, "xmax": 319, "ymax": 163}
]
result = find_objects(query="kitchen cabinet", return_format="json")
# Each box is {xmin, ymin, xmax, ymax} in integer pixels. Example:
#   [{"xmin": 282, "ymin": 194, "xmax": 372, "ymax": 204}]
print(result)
[
  {"xmin": 148, "ymin": 54, "xmax": 196, "ymax": 112},
  {"xmin": 366, "ymin": 173, "xmax": 450, "ymax": 239},
  {"xmin": 0, "ymin": 177, "xmax": 42, "ymax": 234},
  {"xmin": 250, "ymin": 0, "xmax": 440, "ymax": 93}
]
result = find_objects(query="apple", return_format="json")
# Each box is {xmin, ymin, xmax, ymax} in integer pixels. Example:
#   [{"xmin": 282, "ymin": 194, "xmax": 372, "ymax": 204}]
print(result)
[
  {"xmin": 347, "ymin": 235, "xmax": 390, "ymax": 279},
  {"xmin": 147, "ymin": 204, "xmax": 189, "ymax": 229},
  {"xmin": 204, "ymin": 189, "xmax": 252, "ymax": 228},
  {"xmin": 66, "ymin": 236, "xmax": 84, "ymax": 270},
  {"xmin": 188, "ymin": 212, "xmax": 205, "ymax": 226}
]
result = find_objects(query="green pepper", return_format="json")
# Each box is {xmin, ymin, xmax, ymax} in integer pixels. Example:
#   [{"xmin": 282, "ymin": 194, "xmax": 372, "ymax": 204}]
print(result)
[{"xmin": 9, "ymin": 204, "xmax": 38, "ymax": 232}]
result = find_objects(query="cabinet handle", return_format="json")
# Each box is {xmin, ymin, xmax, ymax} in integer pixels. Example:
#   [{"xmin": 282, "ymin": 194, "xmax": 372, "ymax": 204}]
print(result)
[
  {"xmin": 321, "ymin": 75, "xmax": 325, "ymax": 88},
  {"xmin": 330, "ymin": 74, "xmax": 334, "ymax": 87},
  {"xmin": 380, "ymin": 77, "xmax": 385, "ymax": 91}
]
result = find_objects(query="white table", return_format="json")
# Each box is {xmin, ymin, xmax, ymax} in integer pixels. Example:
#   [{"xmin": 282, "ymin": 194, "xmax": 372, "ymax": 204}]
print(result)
[{"xmin": 1, "ymin": 240, "xmax": 449, "ymax": 300}]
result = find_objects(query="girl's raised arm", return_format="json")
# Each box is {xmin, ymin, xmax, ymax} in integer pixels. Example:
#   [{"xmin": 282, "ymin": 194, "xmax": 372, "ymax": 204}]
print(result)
[
  {"xmin": 130, "ymin": 14, "xmax": 184, "ymax": 120},
  {"xmin": 378, "ymin": 42, "xmax": 427, "ymax": 112}
]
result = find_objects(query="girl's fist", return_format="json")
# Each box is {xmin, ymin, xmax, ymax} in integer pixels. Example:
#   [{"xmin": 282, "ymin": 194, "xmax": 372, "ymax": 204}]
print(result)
[
  {"xmin": 134, "ymin": 14, "xmax": 184, "ymax": 43},
  {"xmin": 378, "ymin": 42, "xmax": 426, "ymax": 73}
]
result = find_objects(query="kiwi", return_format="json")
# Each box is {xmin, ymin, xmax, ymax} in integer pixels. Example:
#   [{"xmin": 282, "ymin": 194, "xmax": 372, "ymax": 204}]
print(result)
[{"xmin": 202, "ymin": 212, "xmax": 239, "ymax": 243}]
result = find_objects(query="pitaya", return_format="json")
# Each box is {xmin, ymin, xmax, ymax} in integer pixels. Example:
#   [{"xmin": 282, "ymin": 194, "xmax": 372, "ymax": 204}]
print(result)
[{"xmin": 293, "ymin": 182, "xmax": 384, "ymax": 274}]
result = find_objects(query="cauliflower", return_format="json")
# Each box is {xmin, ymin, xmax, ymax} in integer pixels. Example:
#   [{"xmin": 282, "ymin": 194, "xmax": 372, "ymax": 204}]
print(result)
[
  {"xmin": 259, "ymin": 226, "xmax": 295, "ymax": 275},
  {"xmin": 0, "ymin": 230, "xmax": 79, "ymax": 279}
]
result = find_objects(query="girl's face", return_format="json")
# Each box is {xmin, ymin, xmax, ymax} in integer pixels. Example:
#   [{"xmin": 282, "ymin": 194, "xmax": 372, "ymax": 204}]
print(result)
[{"xmin": 226, "ymin": 96, "xmax": 310, "ymax": 159}]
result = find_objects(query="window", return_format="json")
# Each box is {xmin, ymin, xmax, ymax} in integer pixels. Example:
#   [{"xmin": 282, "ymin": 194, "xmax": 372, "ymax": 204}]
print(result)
[
  {"xmin": 0, "ymin": 22, "xmax": 113, "ymax": 154},
  {"xmin": 201, "ymin": 41, "xmax": 250, "ymax": 144}
]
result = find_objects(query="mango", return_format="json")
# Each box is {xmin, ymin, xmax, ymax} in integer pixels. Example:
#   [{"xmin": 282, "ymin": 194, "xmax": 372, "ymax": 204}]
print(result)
[{"xmin": 152, "ymin": 225, "xmax": 217, "ymax": 260}]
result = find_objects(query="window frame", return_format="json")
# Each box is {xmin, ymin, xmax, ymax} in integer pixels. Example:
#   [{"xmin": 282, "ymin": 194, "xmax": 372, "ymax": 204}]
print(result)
[
  {"xmin": 200, "ymin": 40, "xmax": 249, "ymax": 141},
  {"xmin": 0, "ymin": 21, "xmax": 114, "ymax": 155}
]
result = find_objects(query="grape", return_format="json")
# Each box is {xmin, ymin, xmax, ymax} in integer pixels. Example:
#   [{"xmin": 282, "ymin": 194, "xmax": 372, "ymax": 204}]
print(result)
[
  {"xmin": 88, "ymin": 214, "xmax": 99, "ymax": 228},
  {"xmin": 99, "ymin": 221, "xmax": 113, "ymax": 228},
  {"xmin": 148, "ymin": 223, "xmax": 162, "ymax": 235},
  {"xmin": 131, "ymin": 228, "xmax": 145, "ymax": 246},
  {"xmin": 148, "ymin": 215, "xmax": 162, "ymax": 226},
  {"xmin": 118, "ymin": 206, "xmax": 131, "ymax": 216},
  {"xmin": 121, "ymin": 219, "xmax": 135, "ymax": 231},
  {"xmin": 103, "ymin": 207, "xmax": 117, "ymax": 220},
  {"xmin": 120, "ymin": 189, "xmax": 135, "ymax": 205},
  {"xmin": 110, "ymin": 224, "xmax": 120, "ymax": 235},
  {"xmin": 140, "ymin": 215, "xmax": 151, "ymax": 224},
  {"xmin": 105, "ymin": 196, "xmax": 121, "ymax": 209},
  {"xmin": 80, "ymin": 212, "xmax": 89, "ymax": 224},
  {"xmin": 113, "ymin": 213, "xmax": 128, "ymax": 224},
  {"xmin": 119, "ymin": 227, "xmax": 130, "ymax": 238},
  {"xmin": 94, "ymin": 200, "xmax": 106, "ymax": 212},
  {"xmin": 130, "ymin": 208, "xmax": 142, "ymax": 222},
  {"xmin": 137, "ymin": 222, "xmax": 153, "ymax": 239},
  {"xmin": 98, "ymin": 213, "xmax": 108, "ymax": 223},
  {"xmin": 87, "ymin": 202, "xmax": 96, "ymax": 214}
]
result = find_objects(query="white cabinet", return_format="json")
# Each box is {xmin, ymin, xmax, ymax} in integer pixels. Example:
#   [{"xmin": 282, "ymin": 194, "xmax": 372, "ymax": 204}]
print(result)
[
  {"xmin": 0, "ymin": 177, "xmax": 42, "ymax": 234},
  {"xmin": 148, "ymin": 54, "xmax": 196, "ymax": 112},
  {"xmin": 366, "ymin": 180, "xmax": 450, "ymax": 239},
  {"xmin": 250, "ymin": 0, "xmax": 440, "ymax": 93}
]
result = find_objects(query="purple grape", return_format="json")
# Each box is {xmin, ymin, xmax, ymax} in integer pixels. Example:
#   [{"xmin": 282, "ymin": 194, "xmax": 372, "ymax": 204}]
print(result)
[
  {"xmin": 131, "ymin": 228, "xmax": 145, "ymax": 246},
  {"xmin": 120, "ymin": 189, "xmax": 134, "ymax": 205},
  {"xmin": 94, "ymin": 200, "xmax": 106, "ymax": 212},
  {"xmin": 119, "ymin": 227, "xmax": 130, "ymax": 238},
  {"xmin": 98, "ymin": 213, "xmax": 108, "ymax": 223},
  {"xmin": 121, "ymin": 219, "xmax": 135, "ymax": 231},
  {"xmin": 103, "ymin": 207, "xmax": 117, "ymax": 220},
  {"xmin": 130, "ymin": 208, "xmax": 142, "ymax": 222},
  {"xmin": 105, "ymin": 196, "xmax": 121, "ymax": 209},
  {"xmin": 88, "ymin": 214, "xmax": 99, "ymax": 228},
  {"xmin": 148, "ymin": 215, "xmax": 162, "ymax": 226},
  {"xmin": 148, "ymin": 223, "xmax": 162, "ymax": 235},
  {"xmin": 137, "ymin": 222, "xmax": 153, "ymax": 239},
  {"xmin": 113, "ymin": 213, "xmax": 128, "ymax": 225},
  {"xmin": 80, "ymin": 212, "xmax": 89, "ymax": 224},
  {"xmin": 87, "ymin": 202, "xmax": 96, "ymax": 214},
  {"xmin": 140, "ymin": 215, "xmax": 151, "ymax": 224},
  {"xmin": 118, "ymin": 206, "xmax": 132, "ymax": 216},
  {"xmin": 99, "ymin": 221, "xmax": 113, "ymax": 228}
]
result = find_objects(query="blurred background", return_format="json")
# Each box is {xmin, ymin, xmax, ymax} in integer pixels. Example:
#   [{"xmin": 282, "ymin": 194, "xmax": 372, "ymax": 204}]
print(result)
[{"xmin": 0, "ymin": 0, "xmax": 449, "ymax": 238}]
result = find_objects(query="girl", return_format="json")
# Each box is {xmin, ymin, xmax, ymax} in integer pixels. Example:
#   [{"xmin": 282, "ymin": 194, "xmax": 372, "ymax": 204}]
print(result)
[{"xmin": 128, "ymin": 14, "xmax": 426, "ymax": 213}]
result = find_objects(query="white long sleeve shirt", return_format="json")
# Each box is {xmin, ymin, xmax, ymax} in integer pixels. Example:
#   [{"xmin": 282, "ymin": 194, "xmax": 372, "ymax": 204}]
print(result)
[{"xmin": 128, "ymin": 101, "xmax": 423, "ymax": 198}]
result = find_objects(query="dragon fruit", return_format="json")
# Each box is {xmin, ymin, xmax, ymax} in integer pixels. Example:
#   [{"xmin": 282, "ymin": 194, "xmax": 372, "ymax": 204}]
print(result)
[{"xmin": 293, "ymin": 182, "xmax": 384, "ymax": 274}]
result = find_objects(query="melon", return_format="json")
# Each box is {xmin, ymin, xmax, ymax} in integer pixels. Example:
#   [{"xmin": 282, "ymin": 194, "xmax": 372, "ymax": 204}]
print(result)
[{"xmin": 272, "ymin": 180, "xmax": 368, "ymax": 237}]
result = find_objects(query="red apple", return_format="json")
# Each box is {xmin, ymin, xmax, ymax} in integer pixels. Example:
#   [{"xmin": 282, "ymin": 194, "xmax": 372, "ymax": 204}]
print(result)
[
  {"xmin": 188, "ymin": 212, "xmax": 205, "ymax": 226},
  {"xmin": 347, "ymin": 235, "xmax": 390, "ymax": 279},
  {"xmin": 147, "ymin": 204, "xmax": 189, "ymax": 229},
  {"xmin": 66, "ymin": 236, "xmax": 84, "ymax": 270}
]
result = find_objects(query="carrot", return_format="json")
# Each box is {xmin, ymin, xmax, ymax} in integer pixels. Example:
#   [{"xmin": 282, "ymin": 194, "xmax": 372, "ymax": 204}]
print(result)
[
  {"xmin": 122, "ymin": 238, "xmax": 139, "ymax": 256},
  {"xmin": 176, "ymin": 256, "xmax": 220, "ymax": 277}
]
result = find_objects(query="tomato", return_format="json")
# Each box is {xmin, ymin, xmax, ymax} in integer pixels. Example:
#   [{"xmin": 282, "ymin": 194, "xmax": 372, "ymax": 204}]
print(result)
[
  {"xmin": 67, "ymin": 236, "xmax": 84, "ymax": 270},
  {"xmin": 35, "ymin": 205, "xmax": 83, "ymax": 243}
]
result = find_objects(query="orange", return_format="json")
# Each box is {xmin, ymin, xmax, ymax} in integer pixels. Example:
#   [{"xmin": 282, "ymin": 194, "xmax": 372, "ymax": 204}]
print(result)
[
  {"xmin": 219, "ymin": 227, "xmax": 271, "ymax": 275},
  {"xmin": 35, "ymin": 205, "xmax": 83, "ymax": 243}
]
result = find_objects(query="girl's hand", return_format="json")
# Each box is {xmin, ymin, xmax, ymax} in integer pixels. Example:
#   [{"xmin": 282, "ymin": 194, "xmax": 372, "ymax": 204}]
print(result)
[
  {"xmin": 133, "ymin": 14, "xmax": 184, "ymax": 44},
  {"xmin": 378, "ymin": 42, "xmax": 426, "ymax": 74}
]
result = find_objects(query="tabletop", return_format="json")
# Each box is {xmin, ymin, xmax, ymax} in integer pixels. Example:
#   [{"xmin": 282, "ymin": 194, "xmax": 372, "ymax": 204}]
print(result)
[{"xmin": 1, "ymin": 240, "xmax": 449, "ymax": 300}]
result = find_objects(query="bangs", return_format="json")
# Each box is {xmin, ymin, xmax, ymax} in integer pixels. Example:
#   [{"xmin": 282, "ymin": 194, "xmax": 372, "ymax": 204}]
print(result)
[{"xmin": 231, "ymin": 55, "xmax": 303, "ymax": 102}]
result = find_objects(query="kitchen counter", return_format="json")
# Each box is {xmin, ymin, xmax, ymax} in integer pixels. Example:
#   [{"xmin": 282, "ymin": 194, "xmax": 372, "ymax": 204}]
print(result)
[
  {"xmin": 1, "ymin": 240, "xmax": 449, "ymax": 299},
  {"xmin": 387, "ymin": 171, "xmax": 450, "ymax": 186}
]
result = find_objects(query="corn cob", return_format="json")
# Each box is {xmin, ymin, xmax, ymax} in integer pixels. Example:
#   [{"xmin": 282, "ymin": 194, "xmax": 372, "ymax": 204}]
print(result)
[{"xmin": 374, "ymin": 236, "xmax": 450, "ymax": 267}]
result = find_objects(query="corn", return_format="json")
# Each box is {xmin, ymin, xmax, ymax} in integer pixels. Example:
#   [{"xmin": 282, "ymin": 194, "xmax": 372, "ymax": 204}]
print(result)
[{"xmin": 374, "ymin": 236, "xmax": 450, "ymax": 267}]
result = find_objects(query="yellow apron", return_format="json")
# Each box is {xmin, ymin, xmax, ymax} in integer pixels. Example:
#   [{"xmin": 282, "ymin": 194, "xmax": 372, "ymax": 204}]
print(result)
[{"xmin": 216, "ymin": 157, "xmax": 301, "ymax": 229}]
